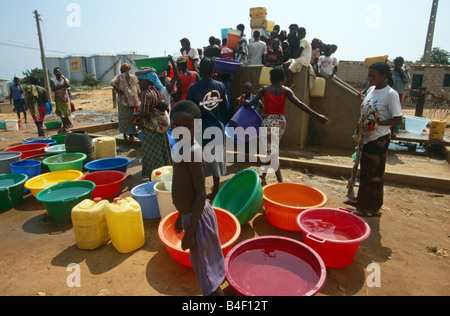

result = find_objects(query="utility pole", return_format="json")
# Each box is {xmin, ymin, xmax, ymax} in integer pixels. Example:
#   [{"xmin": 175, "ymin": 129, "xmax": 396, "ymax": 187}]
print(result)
[
  {"xmin": 422, "ymin": 0, "xmax": 439, "ymax": 63},
  {"xmin": 33, "ymin": 10, "xmax": 52, "ymax": 103}
]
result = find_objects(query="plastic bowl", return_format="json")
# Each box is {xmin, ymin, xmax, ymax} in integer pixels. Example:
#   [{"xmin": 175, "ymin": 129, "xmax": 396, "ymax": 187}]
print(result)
[
  {"xmin": 45, "ymin": 144, "xmax": 66, "ymax": 154},
  {"xmin": 43, "ymin": 153, "xmax": 87, "ymax": 172},
  {"xmin": 24, "ymin": 170, "xmax": 84, "ymax": 197},
  {"xmin": 79, "ymin": 171, "xmax": 126, "ymax": 199},
  {"xmin": 158, "ymin": 207, "xmax": 241, "ymax": 268},
  {"xmin": 50, "ymin": 133, "xmax": 66, "ymax": 145},
  {"xmin": 23, "ymin": 139, "xmax": 57, "ymax": 146},
  {"xmin": 297, "ymin": 208, "xmax": 371, "ymax": 268},
  {"xmin": 263, "ymin": 183, "xmax": 327, "ymax": 231},
  {"xmin": 225, "ymin": 236, "xmax": 327, "ymax": 296},
  {"xmin": 404, "ymin": 115, "xmax": 431, "ymax": 133},
  {"xmin": 4, "ymin": 143, "xmax": 49, "ymax": 159},
  {"xmin": 214, "ymin": 58, "xmax": 243, "ymax": 73},
  {"xmin": 84, "ymin": 157, "xmax": 130, "ymax": 173},
  {"xmin": 36, "ymin": 180, "xmax": 96, "ymax": 223},
  {"xmin": 0, "ymin": 174, "xmax": 29, "ymax": 211},
  {"xmin": 212, "ymin": 169, "xmax": 263, "ymax": 225},
  {"xmin": 0, "ymin": 151, "xmax": 22, "ymax": 174},
  {"xmin": 44, "ymin": 121, "xmax": 62, "ymax": 130},
  {"xmin": 134, "ymin": 57, "xmax": 170, "ymax": 73},
  {"xmin": 10, "ymin": 160, "xmax": 41, "ymax": 180}
]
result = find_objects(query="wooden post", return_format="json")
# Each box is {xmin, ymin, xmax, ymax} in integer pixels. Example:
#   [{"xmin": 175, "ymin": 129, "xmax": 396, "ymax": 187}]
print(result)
[
  {"xmin": 112, "ymin": 89, "xmax": 117, "ymax": 108},
  {"xmin": 33, "ymin": 10, "xmax": 52, "ymax": 104}
]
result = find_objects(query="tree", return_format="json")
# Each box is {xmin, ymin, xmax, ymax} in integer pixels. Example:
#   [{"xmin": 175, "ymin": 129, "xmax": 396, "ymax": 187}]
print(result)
[
  {"xmin": 20, "ymin": 68, "xmax": 51, "ymax": 84},
  {"xmin": 420, "ymin": 47, "xmax": 450, "ymax": 65}
]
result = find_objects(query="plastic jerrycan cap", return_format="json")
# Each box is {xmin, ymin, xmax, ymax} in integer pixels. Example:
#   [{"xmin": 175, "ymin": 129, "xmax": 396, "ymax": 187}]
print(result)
[
  {"xmin": 93, "ymin": 197, "xmax": 102, "ymax": 203},
  {"xmin": 113, "ymin": 197, "xmax": 123, "ymax": 203},
  {"xmin": 155, "ymin": 171, "xmax": 162, "ymax": 176}
]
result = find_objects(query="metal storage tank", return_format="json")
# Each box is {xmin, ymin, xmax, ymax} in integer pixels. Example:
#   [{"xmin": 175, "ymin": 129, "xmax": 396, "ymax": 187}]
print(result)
[
  {"xmin": 91, "ymin": 55, "xmax": 120, "ymax": 84},
  {"xmin": 65, "ymin": 56, "xmax": 89, "ymax": 81},
  {"xmin": 46, "ymin": 57, "xmax": 69, "ymax": 76},
  {"xmin": 0, "ymin": 79, "xmax": 9, "ymax": 102},
  {"xmin": 122, "ymin": 53, "xmax": 149, "ymax": 73}
]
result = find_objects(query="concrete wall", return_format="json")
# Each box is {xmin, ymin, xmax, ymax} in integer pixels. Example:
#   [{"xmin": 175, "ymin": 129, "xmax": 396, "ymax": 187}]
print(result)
[
  {"xmin": 230, "ymin": 65, "xmax": 361, "ymax": 150},
  {"xmin": 230, "ymin": 65, "xmax": 312, "ymax": 150},
  {"xmin": 309, "ymin": 78, "xmax": 362, "ymax": 150}
]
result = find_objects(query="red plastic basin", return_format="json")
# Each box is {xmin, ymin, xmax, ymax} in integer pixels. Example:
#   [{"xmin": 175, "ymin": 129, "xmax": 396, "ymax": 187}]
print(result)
[
  {"xmin": 297, "ymin": 208, "xmax": 371, "ymax": 268},
  {"xmin": 79, "ymin": 171, "xmax": 126, "ymax": 199},
  {"xmin": 225, "ymin": 236, "xmax": 327, "ymax": 296},
  {"xmin": 263, "ymin": 183, "xmax": 327, "ymax": 231},
  {"xmin": 158, "ymin": 207, "xmax": 241, "ymax": 268},
  {"xmin": 4, "ymin": 143, "xmax": 49, "ymax": 159}
]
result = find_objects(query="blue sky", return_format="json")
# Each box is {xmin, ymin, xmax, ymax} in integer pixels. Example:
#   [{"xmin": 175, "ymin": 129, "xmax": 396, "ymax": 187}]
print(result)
[{"xmin": 1, "ymin": 0, "xmax": 449, "ymax": 80}]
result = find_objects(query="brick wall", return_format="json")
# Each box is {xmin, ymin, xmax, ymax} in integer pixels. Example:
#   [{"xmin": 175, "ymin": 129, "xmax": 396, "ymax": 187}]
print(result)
[{"xmin": 338, "ymin": 61, "xmax": 450, "ymax": 104}]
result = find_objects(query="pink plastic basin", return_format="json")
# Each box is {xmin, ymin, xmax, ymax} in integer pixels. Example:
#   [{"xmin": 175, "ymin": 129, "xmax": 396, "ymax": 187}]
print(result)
[
  {"xmin": 225, "ymin": 236, "xmax": 326, "ymax": 296},
  {"xmin": 297, "ymin": 208, "xmax": 371, "ymax": 269}
]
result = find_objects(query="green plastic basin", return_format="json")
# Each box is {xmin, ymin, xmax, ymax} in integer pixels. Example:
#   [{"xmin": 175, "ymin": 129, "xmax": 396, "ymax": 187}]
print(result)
[
  {"xmin": 36, "ymin": 180, "xmax": 96, "ymax": 222},
  {"xmin": 0, "ymin": 174, "xmax": 29, "ymax": 211},
  {"xmin": 212, "ymin": 169, "xmax": 263, "ymax": 225},
  {"xmin": 50, "ymin": 133, "xmax": 67, "ymax": 145},
  {"xmin": 134, "ymin": 57, "xmax": 170, "ymax": 73},
  {"xmin": 43, "ymin": 153, "xmax": 87, "ymax": 172}
]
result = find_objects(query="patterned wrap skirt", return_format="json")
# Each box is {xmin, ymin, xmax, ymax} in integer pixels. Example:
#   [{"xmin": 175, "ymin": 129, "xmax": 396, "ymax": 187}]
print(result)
[
  {"xmin": 118, "ymin": 104, "xmax": 137, "ymax": 135},
  {"xmin": 181, "ymin": 203, "xmax": 225, "ymax": 296},
  {"xmin": 357, "ymin": 134, "xmax": 391, "ymax": 211},
  {"xmin": 141, "ymin": 129, "xmax": 172, "ymax": 178}
]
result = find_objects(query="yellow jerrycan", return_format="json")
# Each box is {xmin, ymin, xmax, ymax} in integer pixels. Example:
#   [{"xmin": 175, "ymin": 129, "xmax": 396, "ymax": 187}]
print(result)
[
  {"xmin": 71, "ymin": 198, "xmax": 110, "ymax": 250},
  {"xmin": 105, "ymin": 197, "xmax": 145, "ymax": 254},
  {"xmin": 93, "ymin": 136, "xmax": 117, "ymax": 160},
  {"xmin": 151, "ymin": 166, "xmax": 173, "ymax": 182},
  {"xmin": 310, "ymin": 77, "xmax": 326, "ymax": 97},
  {"xmin": 429, "ymin": 120, "xmax": 446, "ymax": 141}
]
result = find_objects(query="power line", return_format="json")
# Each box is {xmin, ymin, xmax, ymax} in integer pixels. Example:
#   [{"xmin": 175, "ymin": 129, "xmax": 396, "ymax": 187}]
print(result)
[{"xmin": 0, "ymin": 40, "xmax": 86, "ymax": 55}]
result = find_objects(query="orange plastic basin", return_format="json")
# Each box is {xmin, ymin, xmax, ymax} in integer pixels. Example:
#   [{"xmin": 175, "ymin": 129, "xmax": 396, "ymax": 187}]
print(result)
[
  {"xmin": 158, "ymin": 207, "xmax": 241, "ymax": 268},
  {"xmin": 263, "ymin": 183, "xmax": 327, "ymax": 231}
]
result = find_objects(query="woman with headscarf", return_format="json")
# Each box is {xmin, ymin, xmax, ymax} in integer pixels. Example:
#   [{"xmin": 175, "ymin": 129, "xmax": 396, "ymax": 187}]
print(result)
[
  {"xmin": 134, "ymin": 68, "xmax": 172, "ymax": 178},
  {"xmin": 110, "ymin": 63, "xmax": 141, "ymax": 141}
]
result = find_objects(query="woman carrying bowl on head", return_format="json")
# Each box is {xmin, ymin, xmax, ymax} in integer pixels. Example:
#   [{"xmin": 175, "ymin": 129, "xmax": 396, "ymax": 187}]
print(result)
[
  {"xmin": 133, "ymin": 68, "xmax": 172, "ymax": 179},
  {"xmin": 345, "ymin": 61, "xmax": 403, "ymax": 217}
]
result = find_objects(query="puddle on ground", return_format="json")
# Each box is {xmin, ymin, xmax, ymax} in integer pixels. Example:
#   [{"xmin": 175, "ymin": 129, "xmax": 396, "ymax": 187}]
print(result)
[
  {"xmin": 72, "ymin": 110, "xmax": 117, "ymax": 124},
  {"xmin": 389, "ymin": 141, "xmax": 426, "ymax": 153}
]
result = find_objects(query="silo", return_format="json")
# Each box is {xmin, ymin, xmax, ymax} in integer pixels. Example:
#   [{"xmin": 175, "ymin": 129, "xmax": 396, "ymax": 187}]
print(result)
[
  {"xmin": 46, "ymin": 57, "xmax": 67, "ymax": 76},
  {"xmin": 122, "ymin": 53, "xmax": 149, "ymax": 73},
  {"xmin": 92, "ymin": 55, "xmax": 121, "ymax": 84},
  {"xmin": 65, "ymin": 56, "xmax": 89, "ymax": 81}
]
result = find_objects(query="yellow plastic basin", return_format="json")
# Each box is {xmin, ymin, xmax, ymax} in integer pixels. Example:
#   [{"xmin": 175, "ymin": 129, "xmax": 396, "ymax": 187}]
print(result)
[{"xmin": 24, "ymin": 170, "xmax": 84, "ymax": 197}]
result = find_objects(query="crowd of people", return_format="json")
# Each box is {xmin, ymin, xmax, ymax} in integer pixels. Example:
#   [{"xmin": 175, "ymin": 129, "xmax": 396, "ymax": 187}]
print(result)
[{"xmin": 6, "ymin": 22, "xmax": 409, "ymax": 296}]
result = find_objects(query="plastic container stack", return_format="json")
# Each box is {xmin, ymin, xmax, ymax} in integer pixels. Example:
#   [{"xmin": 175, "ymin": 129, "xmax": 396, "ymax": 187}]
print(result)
[{"xmin": 249, "ymin": 7, "xmax": 274, "ymax": 41}]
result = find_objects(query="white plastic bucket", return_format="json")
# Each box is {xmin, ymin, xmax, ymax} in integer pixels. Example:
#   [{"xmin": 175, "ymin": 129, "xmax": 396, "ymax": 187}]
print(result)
[
  {"xmin": 161, "ymin": 174, "xmax": 173, "ymax": 191},
  {"xmin": 5, "ymin": 119, "xmax": 19, "ymax": 131},
  {"xmin": 154, "ymin": 181, "xmax": 177, "ymax": 219}
]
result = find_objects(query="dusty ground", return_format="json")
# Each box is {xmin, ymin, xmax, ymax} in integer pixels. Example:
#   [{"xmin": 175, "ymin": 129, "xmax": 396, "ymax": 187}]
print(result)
[{"xmin": 0, "ymin": 88, "xmax": 449, "ymax": 297}]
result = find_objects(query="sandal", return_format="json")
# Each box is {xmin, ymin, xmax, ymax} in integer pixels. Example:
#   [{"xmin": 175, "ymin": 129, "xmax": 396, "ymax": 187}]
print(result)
[
  {"xmin": 354, "ymin": 208, "xmax": 381, "ymax": 217},
  {"xmin": 344, "ymin": 199, "xmax": 359, "ymax": 207}
]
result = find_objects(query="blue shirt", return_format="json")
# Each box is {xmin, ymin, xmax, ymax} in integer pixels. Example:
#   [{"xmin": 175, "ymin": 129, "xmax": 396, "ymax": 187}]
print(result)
[
  {"xmin": 10, "ymin": 84, "xmax": 24, "ymax": 100},
  {"xmin": 186, "ymin": 78, "xmax": 233, "ymax": 146},
  {"xmin": 392, "ymin": 68, "xmax": 410, "ymax": 94}
]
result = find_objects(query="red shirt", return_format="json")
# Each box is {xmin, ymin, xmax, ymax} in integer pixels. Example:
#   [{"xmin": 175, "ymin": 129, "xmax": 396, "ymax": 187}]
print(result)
[{"xmin": 264, "ymin": 88, "xmax": 286, "ymax": 115}]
